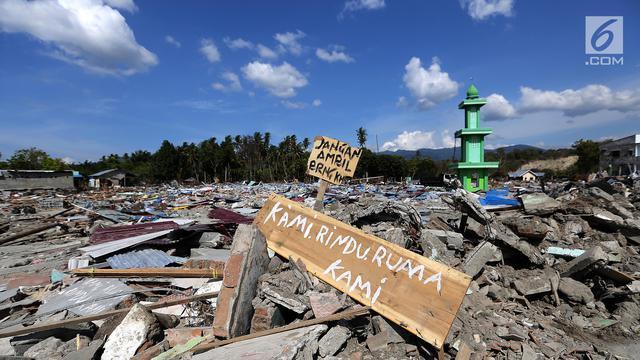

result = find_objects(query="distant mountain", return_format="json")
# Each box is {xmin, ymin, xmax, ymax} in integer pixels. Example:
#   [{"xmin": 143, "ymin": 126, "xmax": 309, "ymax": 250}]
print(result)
[{"xmin": 379, "ymin": 144, "xmax": 542, "ymax": 161}]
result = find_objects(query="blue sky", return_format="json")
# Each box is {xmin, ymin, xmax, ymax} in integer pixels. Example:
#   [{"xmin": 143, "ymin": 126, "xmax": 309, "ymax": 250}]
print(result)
[{"xmin": 0, "ymin": 0, "xmax": 639, "ymax": 162}]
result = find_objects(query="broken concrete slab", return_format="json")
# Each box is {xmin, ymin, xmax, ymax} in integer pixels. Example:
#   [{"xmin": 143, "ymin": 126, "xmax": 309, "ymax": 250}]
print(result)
[
  {"xmin": 590, "ymin": 209, "xmax": 625, "ymax": 229},
  {"xmin": 462, "ymin": 241, "xmax": 500, "ymax": 277},
  {"xmin": 587, "ymin": 186, "xmax": 614, "ymax": 202},
  {"xmin": 519, "ymin": 193, "xmax": 561, "ymax": 216},
  {"xmin": 261, "ymin": 285, "xmax": 308, "ymax": 314},
  {"xmin": 558, "ymin": 246, "xmax": 607, "ymax": 278},
  {"xmin": 62, "ymin": 339, "xmax": 103, "ymax": 360},
  {"xmin": 213, "ymin": 224, "xmax": 269, "ymax": 339},
  {"xmin": 371, "ymin": 315, "xmax": 408, "ymax": 344},
  {"xmin": 491, "ymin": 224, "xmax": 545, "ymax": 265},
  {"xmin": 250, "ymin": 300, "xmax": 285, "ymax": 332},
  {"xmin": 192, "ymin": 324, "xmax": 327, "ymax": 360},
  {"xmin": 23, "ymin": 336, "xmax": 66, "ymax": 360},
  {"xmin": 308, "ymin": 291, "xmax": 342, "ymax": 318},
  {"xmin": 318, "ymin": 325, "xmax": 350, "ymax": 357},
  {"xmin": 101, "ymin": 304, "xmax": 161, "ymax": 360},
  {"xmin": 513, "ymin": 273, "xmax": 552, "ymax": 296},
  {"xmin": 558, "ymin": 278, "xmax": 595, "ymax": 304},
  {"xmin": 500, "ymin": 215, "xmax": 552, "ymax": 240},
  {"xmin": 381, "ymin": 227, "xmax": 406, "ymax": 248}
]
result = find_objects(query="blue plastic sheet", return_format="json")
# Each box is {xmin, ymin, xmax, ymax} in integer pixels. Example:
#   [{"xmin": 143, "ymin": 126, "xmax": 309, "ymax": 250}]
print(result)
[{"xmin": 479, "ymin": 188, "xmax": 520, "ymax": 206}]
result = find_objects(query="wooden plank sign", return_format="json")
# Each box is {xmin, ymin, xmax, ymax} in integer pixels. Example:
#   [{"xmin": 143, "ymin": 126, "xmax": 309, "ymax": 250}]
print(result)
[
  {"xmin": 307, "ymin": 136, "xmax": 362, "ymax": 185},
  {"xmin": 255, "ymin": 194, "xmax": 471, "ymax": 349}
]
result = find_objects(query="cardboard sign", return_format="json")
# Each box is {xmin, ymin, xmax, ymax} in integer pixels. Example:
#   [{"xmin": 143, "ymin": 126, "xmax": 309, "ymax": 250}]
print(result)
[
  {"xmin": 307, "ymin": 136, "xmax": 361, "ymax": 184},
  {"xmin": 255, "ymin": 194, "xmax": 471, "ymax": 349}
]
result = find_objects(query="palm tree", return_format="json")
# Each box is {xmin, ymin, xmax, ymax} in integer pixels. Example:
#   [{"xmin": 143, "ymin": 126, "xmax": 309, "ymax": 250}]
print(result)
[{"xmin": 356, "ymin": 127, "xmax": 367, "ymax": 148}]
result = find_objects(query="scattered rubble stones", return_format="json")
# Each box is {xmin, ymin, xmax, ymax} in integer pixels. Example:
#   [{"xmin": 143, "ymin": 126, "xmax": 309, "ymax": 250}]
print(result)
[{"xmin": 0, "ymin": 176, "xmax": 639, "ymax": 359}]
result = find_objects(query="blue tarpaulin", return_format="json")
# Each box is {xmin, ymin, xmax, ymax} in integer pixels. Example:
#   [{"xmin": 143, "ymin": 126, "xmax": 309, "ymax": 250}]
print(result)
[{"xmin": 479, "ymin": 188, "xmax": 520, "ymax": 207}]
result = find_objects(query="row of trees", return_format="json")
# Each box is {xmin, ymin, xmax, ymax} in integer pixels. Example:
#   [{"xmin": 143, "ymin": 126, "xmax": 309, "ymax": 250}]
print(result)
[{"xmin": 0, "ymin": 131, "xmax": 601, "ymax": 184}]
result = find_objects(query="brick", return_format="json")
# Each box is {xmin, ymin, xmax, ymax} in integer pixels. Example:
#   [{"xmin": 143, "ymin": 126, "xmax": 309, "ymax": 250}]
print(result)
[
  {"xmin": 212, "ymin": 225, "xmax": 270, "ymax": 339},
  {"xmin": 250, "ymin": 301, "xmax": 285, "ymax": 332},
  {"xmin": 164, "ymin": 327, "xmax": 214, "ymax": 347}
]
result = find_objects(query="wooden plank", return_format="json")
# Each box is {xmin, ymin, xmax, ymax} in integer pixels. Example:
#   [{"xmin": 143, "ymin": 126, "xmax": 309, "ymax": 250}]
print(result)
[
  {"xmin": 0, "ymin": 292, "xmax": 218, "ymax": 338},
  {"xmin": 306, "ymin": 136, "xmax": 361, "ymax": 185},
  {"xmin": 313, "ymin": 180, "xmax": 329, "ymax": 211},
  {"xmin": 194, "ymin": 306, "xmax": 370, "ymax": 354},
  {"xmin": 72, "ymin": 268, "xmax": 223, "ymax": 279},
  {"xmin": 254, "ymin": 194, "xmax": 471, "ymax": 349}
]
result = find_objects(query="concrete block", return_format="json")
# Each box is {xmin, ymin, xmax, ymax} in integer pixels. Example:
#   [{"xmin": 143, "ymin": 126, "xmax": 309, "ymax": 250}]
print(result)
[
  {"xmin": 193, "ymin": 325, "xmax": 327, "ymax": 360},
  {"xmin": 559, "ymin": 246, "xmax": 607, "ymax": 277},
  {"xmin": 101, "ymin": 304, "xmax": 161, "ymax": 360},
  {"xmin": 213, "ymin": 224, "xmax": 270, "ymax": 339}
]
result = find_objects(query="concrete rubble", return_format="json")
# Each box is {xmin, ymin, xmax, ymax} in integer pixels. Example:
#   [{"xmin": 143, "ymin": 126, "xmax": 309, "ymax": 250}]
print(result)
[{"xmin": 0, "ymin": 176, "xmax": 637, "ymax": 359}]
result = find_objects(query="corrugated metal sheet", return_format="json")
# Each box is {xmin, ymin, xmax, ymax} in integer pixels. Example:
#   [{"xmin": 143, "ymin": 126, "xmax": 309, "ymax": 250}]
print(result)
[
  {"xmin": 208, "ymin": 207, "xmax": 253, "ymax": 224},
  {"xmin": 36, "ymin": 278, "xmax": 131, "ymax": 316},
  {"xmin": 91, "ymin": 221, "xmax": 179, "ymax": 244},
  {"xmin": 107, "ymin": 249, "xmax": 185, "ymax": 269}
]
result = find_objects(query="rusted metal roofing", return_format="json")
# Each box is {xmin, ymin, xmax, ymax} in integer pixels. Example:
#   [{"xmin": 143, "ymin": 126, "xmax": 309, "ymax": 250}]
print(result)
[
  {"xmin": 207, "ymin": 207, "xmax": 253, "ymax": 225},
  {"xmin": 91, "ymin": 221, "xmax": 179, "ymax": 244}
]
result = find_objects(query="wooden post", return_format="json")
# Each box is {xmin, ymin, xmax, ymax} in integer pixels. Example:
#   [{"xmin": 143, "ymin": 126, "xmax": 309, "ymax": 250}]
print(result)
[{"xmin": 313, "ymin": 180, "xmax": 329, "ymax": 211}]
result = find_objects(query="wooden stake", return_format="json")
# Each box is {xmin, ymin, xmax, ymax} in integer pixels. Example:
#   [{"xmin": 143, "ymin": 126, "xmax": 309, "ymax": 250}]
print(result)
[
  {"xmin": 313, "ymin": 180, "xmax": 329, "ymax": 212},
  {"xmin": 193, "ymin": 306, "xmax": 370, "ymax": 354},
  {"xmin": 0, "ymin": 223, "xmax": 59, "ymax": 245},
  {"xmin": 72, "ymin": 267, "xmax": 223, "ymax": 279},
  {"xmin": 0, "ymin": 292, "xmax": 219, "ymax": 338}
]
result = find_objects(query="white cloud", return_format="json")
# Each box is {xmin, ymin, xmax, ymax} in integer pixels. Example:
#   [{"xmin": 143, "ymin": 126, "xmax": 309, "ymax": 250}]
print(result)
[
  {"xmin": 242, "ymin": 61, "xmax": 308, "ymax": 98},
  {"xmin": 165, "ymin": 35, "xmax": 181, "ymax": 48},
  {"xmin": 312, "ymin": 99, "xmax": 322, "ymax": 107},
  {"xmin": 340, "ymin": 0, "xmax": 385, "ymax": 17},
  {"xmin": 274, "ymin": 30, "xmax": 305, "ymax": 55},
  {"xmin": 103, "ymin": 0, "xmax": 137, "ymax": 12},
  {"xmin": 519, "ymin": 84, "xmax": 640, "ymax": 116},
  {"xmin": 403, "ymin": 57, "xmax": 460, "ymax": 109},
  {"xmin": 396, "ymin": 96, "xmax": 408, "ymax": 108},
  {"xmin": 212, "ymin": 71, "xmax": 242, "ymax": 92},
  {"xmin": 173, "ymin": 99, "xmax": 224, "ymax": 111},
  {"xmin": 257, "ymin": 44, "xmax": 278, "ymax": 59},
  {"xmin": 0, "ymin": 0, "xmax": 158, "ymax": 76},
  {"xmin": 281, "ymin": 100, "xmax": 306, "ymax": 109},
  {"xmin": 200, "ymin": 38, "xmax": 221, "ymax": 63},
  {"xmin": 441, "ymin": 129, "xmax": 455, "ymax": 148},
  {"xmin": 483, "ymin": 93, "xmax": 517, "ymax": 121},
  {"xmin": 224, "ymin": 37, "xmax": 253, "ymax": 50},
  {"xmin": 316, "ymin": 46, "xmax": 354, "ymax": 63},
  {"xmin": 460, "ymin": 0, "xmax": 514, "ymax": 20},
  {"xmin": 61, "ymin": 156, "xmax": 75, "ymax": 164},
  {"xmin": 382, "ymin": 130, "xmax": 436, "ymax": 151}
]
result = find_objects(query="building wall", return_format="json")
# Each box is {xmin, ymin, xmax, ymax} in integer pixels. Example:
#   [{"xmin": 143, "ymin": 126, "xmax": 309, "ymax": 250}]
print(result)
[
  {"xmin": 522, "ymin": 172, "xmax": 536, "ymax": 182},
  {"xmin": 0, "ymin": 172, "xmax": 74, "ymax": 190},
  {"xmin": 599, "ymin": 134, "xmax": 640, "ymax": 175}
]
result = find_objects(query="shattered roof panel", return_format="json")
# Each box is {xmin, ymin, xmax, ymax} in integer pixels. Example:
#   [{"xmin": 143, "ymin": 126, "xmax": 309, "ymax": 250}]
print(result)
[
  {"xmin": 91, "ymin": 221, "xmax": 179, "ymax": 244},
  {"xmin": 107, "ymin": 249, "xmax": 185, "ymax": 269},
  {"xmin": 36, "ymin": 278, "xmax": 132, "ymax": 316},
  {"xmin": 208, "ymin": 207, "xmax": 253, "ymax": 224}
]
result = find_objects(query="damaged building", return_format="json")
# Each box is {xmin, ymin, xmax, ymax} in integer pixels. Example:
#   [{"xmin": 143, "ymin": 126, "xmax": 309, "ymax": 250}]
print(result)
[
  {"xmin": 0, "ymin": 169, "xmax": 76, "ymax": 190},
  {"xmin": 88, "ymin": 169, "xmax": 137, "ymax": 189},
  {"xmin": 600, "ymin": 133, "xmax": 640, "ymax": 176}
]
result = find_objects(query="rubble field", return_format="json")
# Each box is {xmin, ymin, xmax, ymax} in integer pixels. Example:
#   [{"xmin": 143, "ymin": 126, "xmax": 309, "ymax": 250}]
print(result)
[{"xmin": 0, "ymin": 177, "xmax": 639, "ymax": 360}]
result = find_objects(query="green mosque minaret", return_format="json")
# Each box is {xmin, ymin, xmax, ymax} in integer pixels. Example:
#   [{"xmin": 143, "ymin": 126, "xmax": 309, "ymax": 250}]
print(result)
[{"xmin": 449, "ymin": 85, "xmax": 499, "ymax": 192}]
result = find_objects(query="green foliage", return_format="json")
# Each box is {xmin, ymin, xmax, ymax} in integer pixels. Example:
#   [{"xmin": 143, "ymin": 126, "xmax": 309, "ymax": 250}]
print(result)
[
  {"xmin": 572, "ymin": 139, "xmax": 600, "ymax": 175},
  {"xmin": 5, "ymin": 135, "xmax": 593, "ymax": 184},
  {"xmin": 7, "ymin": 147, "xmax": 69, "ymax": 171},
  {"xmin": 356, "ymin": 127, "xmax": 367, "ymax": 148}
]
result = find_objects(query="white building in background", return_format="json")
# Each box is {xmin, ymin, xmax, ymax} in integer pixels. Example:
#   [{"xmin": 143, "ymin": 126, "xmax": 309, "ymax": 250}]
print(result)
[{"xmin": 599, "ymin": 134, "xmax": 640, "ymax": 176}]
